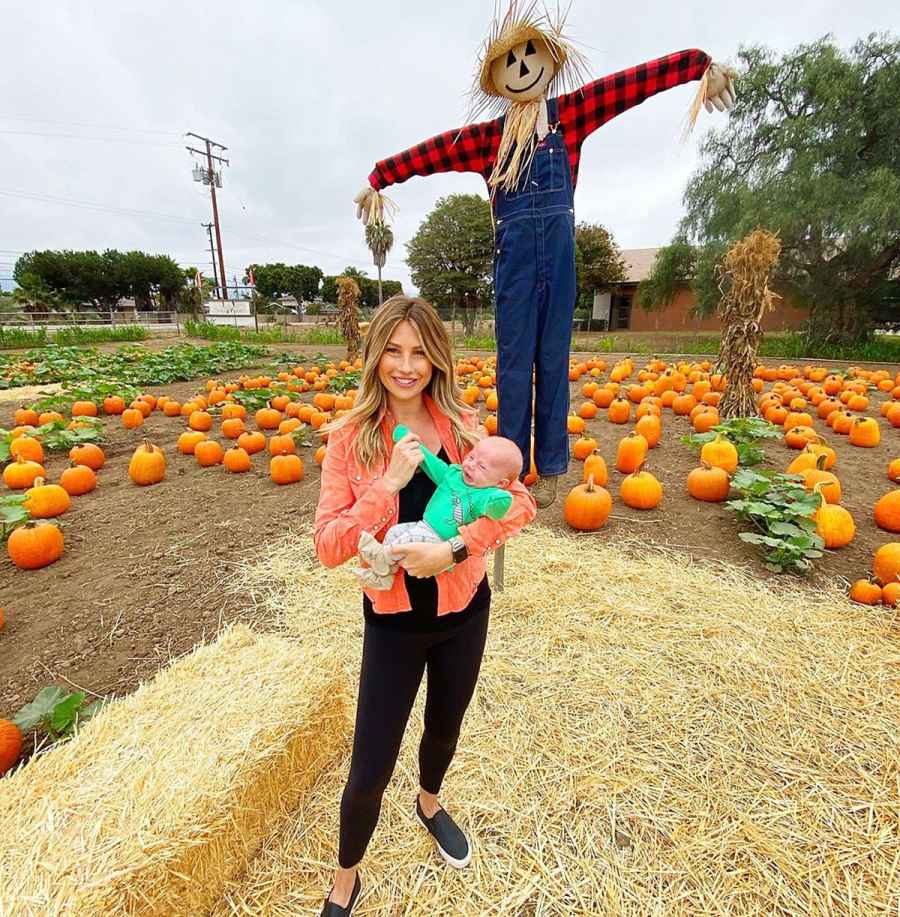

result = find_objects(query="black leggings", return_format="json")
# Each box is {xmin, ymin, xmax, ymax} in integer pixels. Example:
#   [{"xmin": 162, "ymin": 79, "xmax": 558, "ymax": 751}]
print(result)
[{"xmin": 338, "ymin": 605, "xmax": 490, "ymax": 868}]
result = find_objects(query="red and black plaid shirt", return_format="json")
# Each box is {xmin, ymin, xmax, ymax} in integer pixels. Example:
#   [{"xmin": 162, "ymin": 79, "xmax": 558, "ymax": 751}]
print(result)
[{"xmin": 368, "ymin": 49, "xmax": 711, "ymax": 194}]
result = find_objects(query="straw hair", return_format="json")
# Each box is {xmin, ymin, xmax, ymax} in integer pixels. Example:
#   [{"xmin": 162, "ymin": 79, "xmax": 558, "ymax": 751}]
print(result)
[
  {"xmin": 0, "ymin": 624, "xmax": 350, "ymax": 915},
  {"xmin": 212, "ymin": 524, "xmax": 899, "ymax": 914},
  {"xmin": 319, "ymin": 295, "xmax": 481, "ymax": 471}
]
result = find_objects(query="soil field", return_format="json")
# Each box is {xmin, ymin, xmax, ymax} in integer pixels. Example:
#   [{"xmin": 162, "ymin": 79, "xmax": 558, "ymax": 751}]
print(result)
[{"xmin": 1, "ymin": 348, "xmax": 898, "ymax": 767}]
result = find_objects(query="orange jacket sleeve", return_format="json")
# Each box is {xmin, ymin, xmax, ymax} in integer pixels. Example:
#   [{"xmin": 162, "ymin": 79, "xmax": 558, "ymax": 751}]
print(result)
[{"xmin": 313, "ymin": 425, "xmax": 395, "ymax": 568}]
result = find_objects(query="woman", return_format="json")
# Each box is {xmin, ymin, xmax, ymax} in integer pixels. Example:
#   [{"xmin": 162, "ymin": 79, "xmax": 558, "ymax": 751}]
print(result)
[{"xmin": 314, "ymin": 295, "xmax": 537, "ymax": 914}]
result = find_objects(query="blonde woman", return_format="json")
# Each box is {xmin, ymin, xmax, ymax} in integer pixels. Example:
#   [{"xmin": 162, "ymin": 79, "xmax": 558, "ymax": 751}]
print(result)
[{"xmin": 314, "ymin": 296, "xmax": 537, "ymax": 914}]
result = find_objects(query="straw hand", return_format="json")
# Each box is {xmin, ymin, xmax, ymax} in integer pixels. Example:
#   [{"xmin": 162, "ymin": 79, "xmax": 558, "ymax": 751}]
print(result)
[
  {"xmin": 704, "ymin": 62, "xmax": 738, "ymax": 113},
  {"xmin": 354, "ymin": 185, "xmax": 376, "ymax": 223}
]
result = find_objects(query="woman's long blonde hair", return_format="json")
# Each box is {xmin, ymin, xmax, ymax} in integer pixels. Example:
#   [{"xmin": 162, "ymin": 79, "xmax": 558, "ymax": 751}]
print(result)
[{"xmin": 320, "ymin": 295, "xmax": 481, "ymax": 470}]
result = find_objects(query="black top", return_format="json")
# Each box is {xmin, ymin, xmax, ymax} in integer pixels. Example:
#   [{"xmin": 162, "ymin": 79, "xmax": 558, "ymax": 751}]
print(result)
[{"xmin": 363, "ymin": 445, "xmax": 491, "ymax": 632}]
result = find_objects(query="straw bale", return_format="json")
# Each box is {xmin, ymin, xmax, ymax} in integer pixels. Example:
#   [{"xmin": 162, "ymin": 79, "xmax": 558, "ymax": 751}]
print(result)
[
  {"xmin": 216, "ymin": 524, "xmax": 900, "ymax": 915},
  {"xmin": 0, "ymin": 624, "xmax": 350, "ymax": 917}
]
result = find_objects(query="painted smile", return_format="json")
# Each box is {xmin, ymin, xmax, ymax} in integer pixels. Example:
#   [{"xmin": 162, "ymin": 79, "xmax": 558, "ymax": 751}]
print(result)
[{"xmin": 504, "ymin": 66, "xmax": 545, "ymax": 94}]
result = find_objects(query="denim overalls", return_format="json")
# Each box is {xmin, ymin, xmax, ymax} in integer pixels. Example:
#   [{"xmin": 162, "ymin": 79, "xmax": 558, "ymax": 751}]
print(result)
[{"xmin": 492, "ymin": 97, "xmax": 576, "ymax": 480}]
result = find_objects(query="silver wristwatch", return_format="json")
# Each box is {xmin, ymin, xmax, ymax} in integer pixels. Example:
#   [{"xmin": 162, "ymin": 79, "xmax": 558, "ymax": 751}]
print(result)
[{"xmin": 448, "ymin": 536, "xmax": 468, "ymax": 565}]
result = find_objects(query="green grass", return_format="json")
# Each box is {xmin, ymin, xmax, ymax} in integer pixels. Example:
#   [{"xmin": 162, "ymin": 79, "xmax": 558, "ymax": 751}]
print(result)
[
  {"xmin": 0, "ymin": 324, "xmax": 147, "ymax": 349},
  {"xmin": 184, "ymin": 320, "xmax": 343, "ymax": 346}
]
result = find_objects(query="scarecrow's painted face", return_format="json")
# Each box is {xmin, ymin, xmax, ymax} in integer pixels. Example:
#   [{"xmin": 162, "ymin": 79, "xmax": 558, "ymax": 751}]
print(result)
[{"xmin": 490, "ymin": 37, "xmax": 557, "ymax": 102}]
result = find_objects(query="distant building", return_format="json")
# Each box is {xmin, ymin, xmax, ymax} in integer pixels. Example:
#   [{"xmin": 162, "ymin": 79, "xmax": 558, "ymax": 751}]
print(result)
[{"xmin": 591, "ymin": 247, "xmax": 809, "ymax": 332}]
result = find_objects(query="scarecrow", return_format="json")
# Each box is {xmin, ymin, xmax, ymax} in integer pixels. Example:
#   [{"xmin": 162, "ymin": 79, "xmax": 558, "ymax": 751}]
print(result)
[{"xmin": 354, "ymin": 1, "xmax": 736, "ymax": 507}]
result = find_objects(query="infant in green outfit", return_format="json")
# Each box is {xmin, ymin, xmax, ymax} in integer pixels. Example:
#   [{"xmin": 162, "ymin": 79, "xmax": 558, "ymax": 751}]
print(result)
[{"xmin": 355, "ymin": 423, "xmax": 523, "ymax": 590}]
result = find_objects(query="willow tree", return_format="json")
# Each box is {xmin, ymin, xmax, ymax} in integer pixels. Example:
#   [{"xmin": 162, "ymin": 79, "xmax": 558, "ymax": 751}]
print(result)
[
  {"xmin": 336, "ymin": 275, "xmax": 362, "ymax": 362},
  {"xmin": 365, "ymin": 220, "xmax": 394, "ymax": 306},
  {"xmin": 716, "ymin": 229, "xmax": 781, "ymax": 418}
]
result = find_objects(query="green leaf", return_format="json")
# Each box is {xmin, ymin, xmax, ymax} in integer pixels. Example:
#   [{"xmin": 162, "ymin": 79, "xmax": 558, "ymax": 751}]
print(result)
[{"xmin": 12, "ymin": 685, "xmax": 69, "ymax": 731}]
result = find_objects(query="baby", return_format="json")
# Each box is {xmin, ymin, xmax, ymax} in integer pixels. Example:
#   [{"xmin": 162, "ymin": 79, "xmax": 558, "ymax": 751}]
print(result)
[{"xmin": 355, "ymin": 423, "xmax": 523, "ymax": 590}]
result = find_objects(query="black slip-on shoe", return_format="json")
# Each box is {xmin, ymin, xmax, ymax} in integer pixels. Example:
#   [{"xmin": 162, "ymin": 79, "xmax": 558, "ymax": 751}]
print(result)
[
  {"xmin": 320, "ymin": 872, "xmax": 361, "ymax": 916},
  {"xmin": 415, "ymin": 796, "xmax": 472, "ymax": 868}
]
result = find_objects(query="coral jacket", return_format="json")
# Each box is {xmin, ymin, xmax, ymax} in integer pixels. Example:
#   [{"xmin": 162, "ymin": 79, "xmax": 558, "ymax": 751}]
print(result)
[{"xmin": 314, "ymin": 394, "xmax": 537, "ymax": 616}]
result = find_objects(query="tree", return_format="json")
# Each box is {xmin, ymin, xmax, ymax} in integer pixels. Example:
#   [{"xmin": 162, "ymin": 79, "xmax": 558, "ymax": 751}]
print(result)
[
  {"xmin": 365, "ymin": 220, "xmax": 394, "ymax": 305},
  {"xmin": 245, "ymin": 263, "xmax": 323, "ymax": 308},
  {"xmin": 646, "ymin": 34, "xmax": 900, "ymax": 342},
  {"xmin": 405, "ymin": 194, "xmax": 494, "ymax": 335},
  {"xmin": 574, "ymin": 223, "xmax": 627, "ymax": 309}
]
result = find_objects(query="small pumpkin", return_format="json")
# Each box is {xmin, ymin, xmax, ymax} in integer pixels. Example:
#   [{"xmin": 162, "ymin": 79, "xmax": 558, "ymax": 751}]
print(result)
[
  {"xmin": 616, "ymin": 431, "xmax": 648, "ymax": 474},
  {"xmin": 238, "ymin": 430, "xmax": 267, "ymax": 455},
  {"xmin": 163, "ymin": 400, "xmax": 182, "ymax": 417},
  {"xmin": 700, "ymin": 432, "xmax": 738, "ymax": 474},
  {"xmin": 268, "ymin": 433, "xmax": 297, "ymax": 456},
  {"xmin": 221, "ymin": 418, "xmax": 246, "ymax": 439},
  {"xmin": 888, "ymin": 459, "xmax": 900, "ymax": 483},
  {"xmin": 849, "ymin": 579, "xmax": 882, "ymax": 605},
  {"xmin": 71, "ymin": 400, "xmax": 98, "ymax": 417},
  {"xmin": 69, "ymin": 442, "xmax": 105, "ymax": 470},
  {"xmin": 812, "ymin": 485, "xmax": 855, "ymax": 548},
  {"xmin": 620, "ymin": 465, "xmax": 663, "ymax": 510},
  {"xmin": 60, "ymin": 463, "xmax": 97, "ymax": 496},
  {"xmin": 256, "ymin": 405, "xmax": 282, "ymax": 430},
  {"xmin": 3, "ymin": 454, "xmax": 46, "ymax": 490},
  {"xmin": 635, "ymin": 413, "xmax": 662, "ymax": 448},
  {"xmin": 607, "ymin": 397, "xmax": 631, "ymax": 425},
  {"xmin": 129, "ymin": 399, "xmax": 152, "ymax": 418},
  {"xmin": 315, "ymin": 444, "xmax": 327, "ymax": 465},
  {"xmin": 9, "ymin": 435, "xmax": 44, "ymax": 464},
  {"xmin": 566, "ymin": 413, "xmax": 585, "ymax": 435},
  {"xmin": 128, "ymin": 440, "xmax": 167, "ymax": 486},
  {"xmin": 121, "ymin": 408, "xmax": 145, "ymax": 429},
  {"xmin": 195, "ymin": 440, "xmax": 224, "ymax": 467},
  {"xmin": 881, "ymin": 581, "xmax": 900, "ymax": 607},
  {"xmin": 801, "ymin": 454, "xmax": 841, "ymax": 504},
  {"xmin": 872, "ymin": 542, "xmax": 900, "ymax": 586},
  {"xmin": 582, "ymin": 451, "xmax": 608, "ymax": 486},
  {"xmin": 7, "ymin": 520, "xmax": 64, "ymax": 570},
  {"xmin": 572, "ymin": 436, "xmax": 598, "ymax": 461},
  {"xmin": 177, "ymin": 430, "xmax": 207, "ymax": 454},
  {"xmin": 687, "ymin": 462, "xmax": 730, "ymax": 503},
  {"xmin": 221, "ymin": 403, "xmax": 247, "ymax": 421},
  {"xmin": 14, "ymin": 408, "xmax": 39, "ymax": 426},
  {"xmin": 270, "ymin": 453, "xmax": 304, "ymax": 485},
  {"xmin": 874, "ymin": 488, "xmax": 900, "ymax": 532},
  {"xmin": 103, "ymin": 395, "xmax": 126, "ymax": 415},
  {"xmin": 223, "ymin": 445, "xmax": 252, "ymax": 473},
  {"xmin": 0, "ymin": 720, "xmax": 23, "ymax": 777},
  {"xmin": 563, "ymin": 474, "xmax": 612, "ymax": 531},
  {"xmin": 848, "ymin": 416, "xmax": 880, "ymax": 448},
  {"xmin": 23, "ymin": 477, "xmax": 71, "ymax": 518},
  {"xmin": 189, "ymin": 410, "xmax": 214, "ymax": 432}
]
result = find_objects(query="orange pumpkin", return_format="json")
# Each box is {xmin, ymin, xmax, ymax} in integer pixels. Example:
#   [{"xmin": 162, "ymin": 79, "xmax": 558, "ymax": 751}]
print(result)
[
  {"xmin": 71, "ymin": 400, "xmax": 98, "ymax": 417},
  {"xmin": 238, "ymin": 431, "xmax": 267, "ymax": 455},
  {"xmin": 848, "ymin": 416, "xmax": 880, "ymax": 448},
  {"xmin": 128, "ymin": 440, "xmax": 167, "ymax": 485},
  {"xmin": 60, "ymin": 463, "xmax": 97, "ymax": 496},
  {"xmin": 873, "ymin": 542, "xmax": 900, "ymax": 586},
  {"xmin": 874, "ymin": 490, "xmax": 900, "ymax": 533},
  {"xmin": 14, "ymin": 408, "xmax": 39, "ymax": 426},
  {"xmin": 195, "ymin": 440, "xmax": 224, "ymax": 467},
  {"xmin": 271, "ymin": 453, "xmax": 304, "ymax": 485},
  {"xmin": 3, "ymin": 455, "xmax": 46, "ymax": 490},
  {"xmin": 189, "ymin": 410, "xmax": 214, "ymax": 432},
  {"xmin": 620, "ymin": 467, "xmax": 663, "ymax": 510},
  {"xmin": 634, "ymin": 413, "xmax": 662, "ymax": 448},
  {"xmin": 812, "ymin": 485, "xmax": 854, "ymax": 548},
  {"xmin": 69, "ymin": 442, "xmax": 105, "ymax": 471},
  {"xmin": 23, "ymin": 477, "xmax": 70, "ymax": 518},
  {"xmin": 223, "ymin": 445, "xmax": 252, "ymax": 473},
  {"xmin": 9, "ymin": 435, "xmax": 43, "ymax": 464},
  {"xmin": 222, "ymin": 417, "xmax": 246, "ymax": 439},
  {"xmin": 121, "ymin": 408, "xmax": 145, "ymax": 429},
  {"xmin": 563, "ymin": 474, "xmax": 612, "ymax": 531},
  {"xmin": 849, "ymin": 579, "xmax": 882, "ymax": 605},
  {"xmin": 616, "ymin": 431, "xmax": 648, "ymax": 474},
  {"xmin": 222, "ymin": 403, "xmax": 247, "ymax": 421},
  {"xmin": 888, "ymin": 458, "xmax": 900, "ymax": 483},
  {"xmin": 7, "ymin": 520, "xmax": 64, "ymax": 570},
  {"xmin": 607, "ymin": 397, "xmax": 631, "ymax": 425},
  {"xmin": 163, "ymin": 400, "xmax": 182, "ymax": 417},
  {"xmin": 700, "ymin": 433, "xmax": 738, "ymax": 474},
  {"xmin": 177, "ymin": 430, "xmax": 207, "ymax": 454},
  {"xmin": 687, "ymin": 462, "xmax": 730, "ymax": 503},
  {"xmin": 566, "ymin": 413, "xmax": 585, "ymax": 435},
  {"xmin": 0, "ymin": 719, "xmax": 22, "ymax": 776},
  {"xmin": 269, "ymin": 433, "xmax": 297, "ymax": 456},
  {"xmin": 582, "ymin": 451, "xmax": 608, "ymax": 486}
]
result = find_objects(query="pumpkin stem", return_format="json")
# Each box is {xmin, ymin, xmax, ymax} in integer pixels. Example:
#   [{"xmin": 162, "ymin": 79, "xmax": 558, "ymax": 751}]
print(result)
[
  {"xmin": 32, "ymin": 477, "xmax": 45, "ymax": 487},
  {"xmin": 585, "ymin": 473, "xmax": 595, "ymax": 492}
]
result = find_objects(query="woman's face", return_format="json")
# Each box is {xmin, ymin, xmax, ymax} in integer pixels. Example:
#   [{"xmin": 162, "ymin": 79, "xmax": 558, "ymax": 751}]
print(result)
[{"xmin": 377, "ymin": 319, "xmax": 434, "ymax": 407}]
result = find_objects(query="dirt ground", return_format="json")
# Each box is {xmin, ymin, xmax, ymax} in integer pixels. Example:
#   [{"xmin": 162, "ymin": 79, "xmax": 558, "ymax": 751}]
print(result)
[{"xmin": 1, "ymin": 345, "xmax": 898, "ymax": 767}]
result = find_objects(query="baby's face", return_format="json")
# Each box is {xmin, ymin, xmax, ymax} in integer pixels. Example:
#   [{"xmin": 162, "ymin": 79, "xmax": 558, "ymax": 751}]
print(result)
[{"xmin": 461, "ymin": 440, "xmax": 510, "ymax": 488}]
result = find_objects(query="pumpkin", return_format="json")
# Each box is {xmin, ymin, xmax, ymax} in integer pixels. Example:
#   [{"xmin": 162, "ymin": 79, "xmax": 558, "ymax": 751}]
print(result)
[
  {"xmin": 315, "ymin": 444, "xmax": 327, "ymax": 465},
  {"xmin": 0, "ymin": 720, "xmax": 23, "ymax": 777},
  {"xmin": 129, "ymin": 399, "xmax": 152, "ymax": 418},
  {"xmin": 309, "ymin": 411, "xmax": 329, "ymax": 430},
  {"xmin": 874, "ymin": 489, "xmax": 900, "ymax": 532},
  {"xmin": 687, "ymin": 462, "xmax": 730, "ymax": 503},
  {"xmin": 221, "ymin": 403, "xmax": 247, "ymax": 421},
  {"xmin": 23, "ymin": 477, "xmax": 71, "ymax": 518},
  {"xmin": 269, "ymin": 433, "xmax": 297, "ymax": 456},
  {"xmin": 872, "ymin": 542, "xmax": 900, "ymax": 586},
  {"xmin": 128, "ymin": 440, "xmax": 167, "ymax": 485},
  {"xmin": 7, "ymin": 520, "xmax": 64, "ymax": 570},
  {"xmin": 672, "ymin": 393, "xmax": 696, "ymax": 415},
  {"xmin": 888, "ymin": 459, "xmax": 900, "ymax": 483},
  {"xmin": 691, "ymin": 409, "xmax": 719, "ymax": 434},
  {"xmin": 787, "ymin": 446, "xmax": 821, "ymax": 475},
  {"xmin": 9, "ymin": 435, "xmax": 44, "ymax": 464},
  {"xmin": 60, "ymin": 463, "xmax": 97, "ymax": 496},
  {"xmin": 71, "ymin": 400, "xmax": 98, "ymax": 417},
  {"xmin": 313, "ymin": 392, "xmax": 336, "ymax": 412},
  {"xmin": 607, "ymin": 397, "xmax": 631, "ymax": 425},
  {"xmin": 592, "ymin": 387, "xmax": 615, "ymax": 408},
  {"xmin": 163, "ymin": 400, "xmax": 182, "ymax": 417},
  {"xmin": 121, "ymin": 407, "xmax": 145, "ymax": 429},
  {"xmin": 38, "ymin": 411, "xmax": 64, "ymax": 425},
  {"xmin": 620, "ymin": 466, "xmax": 662, "ymax": 510},
  {"xmin": 784, "ymin": 426, "xmax": 818, "ymax": 450},
  {"xmin": 68, "ymin": 442, "xmax": 105, "ymax": 471},
  {"xmin": 222, "ymin": 417, "xmax": 246, "ymax": 439},
  {"xmin": 278, "ymin": 417, "xmax": 302, "ymax": 435},
  {"xmin": 578, "ymin": 401, "xmax": 598, "ymax": 419},
  {"xmin": 223, "ymin": 445, "xmax": 252, "ymax": 473},
  {"xmin": 238, "ymin": 431, "xmax": 267, "ymax": 455},
  {"xmin": 573, "ymin": 436, "xmax": 598, "ymax": 462},
  {"xmin": 634, "ymin": 413, "xmax": 661, "ymax": 448},
  {"xmin": 832, "ymin": 411, "xmax": 853, "ymax": 435},
  {"xmin": 103, "ymin": 395, "xmax": 126, "ymax": 415},
  {"xmin": 3, "ymin": 454, "xmax": 46, "ymax": 490},
  {"xmin": 271, "ymin": 453, "xmax": 304, "ymax": 485},
  {"xmin": 189, "ymin": 410, "xmax": 214, "ymax": 432},
  {"xmin": 14, "ymin": 408, "xmax": 39, "ymax": 426},
  {"xmin": 256, "ymin": 406, "xmax": 283, "ymax": 430},
  {"xmin": 881, "ymin": 581, "xmax": 900, "ymax": 606},
  {"xmin": 563, "ymin": 473, "xmax": 612, "ymax": 531},
  {"xmin": 806, "ymin": 440, "xmax": 837, "ymax": 470},
  {"xmin": 566, "ymin": 413, "xmax": 585, "ymax": 435},
  {"xmin": 177, "ymin": 430, "xmax": 207, "ymax": 454},
  {"xmin": 812, "ymin": 485, "xmax": 855, "ymax": 548},
  {"xmin": 195, "ymin": 440, "xmax": 224, "ymax": 467},
  {"xmin": 616, "ymin": 431, "xmax": 648, "ymax": 474},
  {"xmin": 801, "ymin": 454, "xmax": 841, "ymax": 504},
  {"xmin": 483, "ymin": 414, "xmax": 498, "ymax": 435},
  {"xmin": 848, "ymin": 416, "xmax": 880, "ymax": 448},
  {"xmin": 700, "ymin": 433, "xmax": 738, "ymax": 474},
  {"xmin": 138, "ymin": 394, "xmax": 158, "ymax": 411},
  {"xmin": 849, "ymin": 579, "xmax": 882, "ymax": 605},
  {"xmin": 582, "ymin": 451, "xmax": 608, "ymax": 486}
]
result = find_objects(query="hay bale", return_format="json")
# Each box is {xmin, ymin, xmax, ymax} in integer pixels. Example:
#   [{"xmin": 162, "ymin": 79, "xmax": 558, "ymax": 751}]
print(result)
[
  {"xmin": 0, "ymin": 623, "xmax": 350, "ymax": 916},
  {"xmin": 216, "ymin": 526, "xmax": 900, "ymax": 915}
]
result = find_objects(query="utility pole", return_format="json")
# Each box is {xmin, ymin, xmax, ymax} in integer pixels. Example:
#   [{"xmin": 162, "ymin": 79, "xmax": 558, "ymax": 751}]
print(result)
[
  {"xmin": 202, "ymin": 222, "xmax": 219, "ymax": 298},
  {"xmin": 186, "ymin": 132, "xmax": 228, "ymax": 301}
]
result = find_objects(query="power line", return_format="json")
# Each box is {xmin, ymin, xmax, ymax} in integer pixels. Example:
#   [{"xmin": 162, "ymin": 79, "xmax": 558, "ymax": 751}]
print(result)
[
  {"xmin": 0, "ymin": 188, "xmax": 199, "ymax": 224},
  {"xmin": 0, "ymin": 115, "xmax": 182, "ymax": 136},
  {"xmin": 0, "ymin": 129, "xmax": 180, "ymax": 147}
]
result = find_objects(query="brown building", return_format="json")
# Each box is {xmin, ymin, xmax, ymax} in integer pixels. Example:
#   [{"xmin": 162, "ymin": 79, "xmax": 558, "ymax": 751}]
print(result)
[{"xmin": 591, "ymin": 247, "xmax": 809, "ymax": 332}]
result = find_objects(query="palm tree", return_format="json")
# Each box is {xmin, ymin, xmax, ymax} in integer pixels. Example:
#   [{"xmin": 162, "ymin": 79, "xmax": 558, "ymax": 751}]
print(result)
[{"xmin": 365, "ymin": 219, "xmax": 394, "ymax": 306}]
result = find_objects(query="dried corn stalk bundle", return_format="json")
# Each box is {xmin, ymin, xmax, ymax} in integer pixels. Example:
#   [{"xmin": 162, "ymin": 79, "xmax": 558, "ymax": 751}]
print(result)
[
  {"xmin": 716, "ymin": 229, "xmax": 781, "ymax": 419},
  {"xmin": 336, "ymin": 275, "xmax": 361, "ymax": 362}
]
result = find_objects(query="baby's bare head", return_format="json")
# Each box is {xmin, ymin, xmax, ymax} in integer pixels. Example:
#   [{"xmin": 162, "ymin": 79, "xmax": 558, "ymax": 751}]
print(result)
[{"xmin": 466, "ymin": 436, "xmax": 523, "ymax": 487}]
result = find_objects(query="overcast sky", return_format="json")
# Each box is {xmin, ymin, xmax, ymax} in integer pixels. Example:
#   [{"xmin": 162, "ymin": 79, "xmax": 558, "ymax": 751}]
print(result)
[{"xmin": 1, "ymin": 0, "xmax": 896, "ymax": 297}]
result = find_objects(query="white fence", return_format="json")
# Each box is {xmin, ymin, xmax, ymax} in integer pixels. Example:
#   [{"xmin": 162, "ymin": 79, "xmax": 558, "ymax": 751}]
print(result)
[{"xmin": 0, "ymin": 310, "xmax": 180, "ymax": 332}]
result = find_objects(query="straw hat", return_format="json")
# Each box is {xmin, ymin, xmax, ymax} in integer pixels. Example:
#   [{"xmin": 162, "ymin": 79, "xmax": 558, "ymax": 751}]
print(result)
[{"xmin": 477, "ymin": 22, "xmax": 568, "ymax": 97}]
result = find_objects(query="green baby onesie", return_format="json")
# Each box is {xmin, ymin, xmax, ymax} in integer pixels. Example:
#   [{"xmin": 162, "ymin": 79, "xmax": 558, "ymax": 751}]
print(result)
[{"xmin": 392, "ymin": 424, "xmax": 512, "ymax": 539}]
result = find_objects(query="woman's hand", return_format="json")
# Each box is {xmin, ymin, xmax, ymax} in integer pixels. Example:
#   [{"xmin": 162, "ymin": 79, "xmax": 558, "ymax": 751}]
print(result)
[
  {"xmin": 390, "ymin": 542, "xmax": 454, "ymax": 578},
  {"xmin": 383, "ymin": 432, "xmax": 424, "ymax": 494}
]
